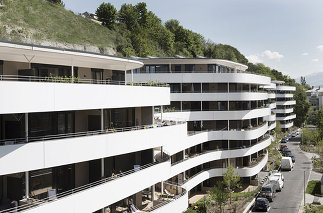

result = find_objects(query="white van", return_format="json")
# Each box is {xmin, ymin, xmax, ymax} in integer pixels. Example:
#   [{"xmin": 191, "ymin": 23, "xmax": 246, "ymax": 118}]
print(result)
[{"xmin": 281, "ymin": 157, "xmax": 293, "ymax": 171}]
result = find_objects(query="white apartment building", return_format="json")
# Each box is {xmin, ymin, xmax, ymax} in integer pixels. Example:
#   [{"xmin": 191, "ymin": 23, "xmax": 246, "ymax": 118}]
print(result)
[
  {"xmin": 272, "ymin": 81, "xmax": 296, "ymax": 131},
  {"xmin": 0, "ymin": 42, "xmax": 292, "ymax": 213},
  {"xmin": 306, "ymin": 87, "xmax": 323, "ymax": 111},
  {"xmin": 127, "ymin": 57, "xmax": 271, "ymax": 207}
]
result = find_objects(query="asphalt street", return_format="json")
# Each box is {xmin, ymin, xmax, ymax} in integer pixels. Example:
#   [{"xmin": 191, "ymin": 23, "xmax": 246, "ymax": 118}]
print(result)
[{"xmin": 269, "ymin": 136, "xmax": 312, "ymax": 213}]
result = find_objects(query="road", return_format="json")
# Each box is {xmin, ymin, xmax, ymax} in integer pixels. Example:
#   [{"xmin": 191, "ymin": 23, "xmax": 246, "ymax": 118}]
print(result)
[{"xmin": 269, "ymin": 136, "xmax": 312, "ymax": 213}]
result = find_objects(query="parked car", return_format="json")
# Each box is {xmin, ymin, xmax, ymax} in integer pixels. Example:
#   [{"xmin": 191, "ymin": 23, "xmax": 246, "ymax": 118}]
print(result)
[
  {"xmin": 281, "ymin": 138, "xmax": 287, "ymax": 143},
  {"xmin": 269, "ymin": 176, "xmax": 284, "ymax": 191},
  {"xmin": 292, "ymin": 131, "xmax": 298, "ymax": 137},
  {"xmin": 281, "ymin": 157, "xmax": 293, "ymax": 171},
  {"xmin": 280, "ymin": 144, "xmax": 287, "ymax": 151},
  {"xmin": 252, "ymin": 197, "xmax": 270, "ymax": 212},
  {"xmin": 287, "ymin": 153, "xmax": 295, "ymax": 163},
  {"xmin": 283, "ymin": 150, "xmax": 292, "ymax": 157},
  {"xmin": 269, "ymin": 179, "xmax": 280, "ymax": 192},
  {"xmin": 258, "ymin": 183, "xmax": 276, "ymax": 202},
  {"xmin": 273, "ymin": 172, "xmax": 285, "ymax": 182}
]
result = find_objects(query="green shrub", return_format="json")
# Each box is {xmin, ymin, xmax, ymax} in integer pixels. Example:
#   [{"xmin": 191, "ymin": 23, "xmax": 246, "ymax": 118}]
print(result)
[{"xmin": 306, "ymin": 181, "xmax": 321, "ymax": 195}]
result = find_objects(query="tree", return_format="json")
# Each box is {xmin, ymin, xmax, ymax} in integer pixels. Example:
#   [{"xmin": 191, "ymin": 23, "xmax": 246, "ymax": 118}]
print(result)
[
  {"xmin": 47, "ymin": 0, "xmax": 64, "ymax": 6},
  {"xmin": 294, "ymin": 84, "xmax": 310, "ymax": 127},
  {"xmin": 96, "ymin": 3, "xmax": 117, "ymax": 29},
  {"xmin": 223, "ymin": 165, "xmax": 241, "ymax": 204},
  {"xmin": 208, "ymin": 182, "xmax": 229, "ymax": 213}
]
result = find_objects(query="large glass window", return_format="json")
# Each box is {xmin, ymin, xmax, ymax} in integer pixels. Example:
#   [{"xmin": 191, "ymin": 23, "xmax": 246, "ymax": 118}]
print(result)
[
  {"xmin": 0, "ymin": 60, "xmax": 3, "ymax": 76},
  {"xmin": 144, "ymin": 65, "xmax": 169, "ymax": 73},
  {"xmin": 185, "ymin": 64, "xmax": 195, "ymax": 72}
]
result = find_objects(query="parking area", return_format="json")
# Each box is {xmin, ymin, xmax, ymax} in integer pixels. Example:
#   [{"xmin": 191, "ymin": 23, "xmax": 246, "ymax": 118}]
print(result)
[{"xmin": 268, "ymin": 136, "xmax": 312, "ymax": 213}]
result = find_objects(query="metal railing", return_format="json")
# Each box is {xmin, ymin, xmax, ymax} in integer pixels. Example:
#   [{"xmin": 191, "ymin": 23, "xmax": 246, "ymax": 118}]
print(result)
[
  {"xmin": 0, "ymin": 156, "xmax": 170, "ymax": 213},
  {"xmin": 0, "ymin": 75, "xmax": 169, "ymax": 87},
  {"xmin": 0, "ymin": 121, "xmax": 184, "ymax": 146},
  {"xmin": 179, "ymin": 152, "xmax": 268, "ymax": 186},
  {"xmin": 187, "ymin": 122, "xmax": 268, "ymax": 136},
  {"xmin": 145, "ymin": 183, "xmax": 186, "ymax": 212},
  {"xmin": 171, "ymin": 135, "xmax": 270, "ymax": 166}
]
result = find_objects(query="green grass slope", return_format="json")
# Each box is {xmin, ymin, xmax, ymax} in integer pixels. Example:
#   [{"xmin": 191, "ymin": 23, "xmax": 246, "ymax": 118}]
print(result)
[{"xmin": 0, "ymin": 0, "xmax": 118, "ymax": 53}]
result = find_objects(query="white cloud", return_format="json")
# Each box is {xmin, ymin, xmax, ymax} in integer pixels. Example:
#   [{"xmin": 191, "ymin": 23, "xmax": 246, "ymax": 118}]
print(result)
[
  {"xmin": 312, "ymin": 58, "xmax": 319, "ymax": 62},
  {"xmin": 247, "ymin": 50, "xmax": 284, "ymax": 63},
  {"xmin": 262, "ymin": 50, "xmax": 284, "ymax": 60},
  {"xmin": 317, "ymin": 45, "xmax": 323, "ymax": 52},
  {"xmin": 302, "ymin": 52, "xmax": 309, "ymax": 56},
  {"xmin": 246, "ymin": 54, "xmax": 262, "ymax": 63}
]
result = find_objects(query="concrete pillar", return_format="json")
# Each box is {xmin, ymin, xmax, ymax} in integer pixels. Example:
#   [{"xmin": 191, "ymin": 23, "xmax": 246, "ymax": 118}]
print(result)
[
  {"xmin": 25, "ymin": 113, "xmax": 28, "ymax": 142},
  {"xmin": 101, "ymin": 109, "xmax": 104, "ymax": 131},
  {"xmin": 180, "ymin": 101, "xmax": 183, "ymax": 112},
  {"xmin": 228, "ymin": 140, "xmax": 230, "ymax": 150},
  {"xmin": 25, "ymin": 171, "xmax": 29, "ymax": 199},
  {"xmin": 101, "ymin": 109, "xmax": 105, "ymax": 181},
  {"xmin": 183, "ymin": 150, "xmax": 186, "ymax": 159},
  {"xmin": 160, "ymin": 105, "xmax": 163, "ymax": 121},
  {"xmin": 71, "ymin": 65, "xmax": 74, "ymax": 83},
  {"xmin": 161, "ymin": 146, "xmax": 164, "ymax": 159},
  {"xmin": 151, "ymin": 185, "xmax": 156, "ymax": 201},
  {"xmin": 131, "ymin": 69, "xmax": 134, "ymax": 84},
  {"xmin": 101, "ymin": 158, "xmax": 105, "ymax": 178},
  {"xmin": 152, "ymin": 106, "xmax": 154, "ymax": 124},
  {"xmin": 161, "ymin": 181, "xmax": 164, "ymax": 194}
]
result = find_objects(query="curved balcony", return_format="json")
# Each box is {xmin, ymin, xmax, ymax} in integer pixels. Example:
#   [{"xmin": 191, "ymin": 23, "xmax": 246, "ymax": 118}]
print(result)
[
  {"xmin": 170, "ymin": 92, "xmax": 268, "ymax": 101},
  {"xmin": 274, "ymin": 108, "xmax": 294, "ymax": 113},
  {"xmin": 182, "ymin": 152, "xmax": 268, "ymax": 191},
  {"xmin": 268, "ymin": 113, "xmax": 276, "ymax": 122},
  {"xmin": 0, "ymin": 158, "xmax": 171, "ymax": 213},
  {"xmin": 0, "ymin": 78, "xmax": 170, "ymax": 114},
  {"xmin": 268, "ymin": 103, "xmax": 276, "ymax": 109},
  {"xmin": 165, "ymin": 122, "xmax": 269, "ymax": 155},
  {"xmin": 158, "ymin": 108, "xmax": 271, "ymax": 122},
  {"xmin": 268, "ymin": 93, "xmax": 276, "ymax": 99},
  {"xmin": 276, "ymin": 100, "xmax": 296, "ymax": 106},
  {"xmin": 276, "ymin": 94, "xmax": 294, "ymax": 98},
  {"xmin": 281, "ymin": 122, "xmax": 294, "ymax": 129},
  {"xmin": 128, "ymin": 72, "xmax": 271, "ymax": 85},
  {"xmin": 276, "ymin": 114, "xmax": 296, "ymax": 121},
  {"xmin": 276, "ymin": 86, "xmax": 296, "ymax": 91},
  {"xmin": 169, "ymin": 137, "xmax": 271, "ymax": 178},
  {"xmin": 147, "ymin": 188, "xmax": 188, "ymax": 213},
  {"xmin": 0, "ymin": 122, "xmax": 187, "ymax": 176}
]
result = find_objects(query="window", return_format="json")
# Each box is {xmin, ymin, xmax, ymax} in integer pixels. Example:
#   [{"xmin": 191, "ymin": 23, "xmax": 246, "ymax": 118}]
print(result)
[
  {"xmin": 185, "ymin": 64, "xmax": 195, "ymax": 72},
  {"xmin": 0, "ymin": 60, "xmax": 3, "ymax": 76},
  {"xmin": 91, "ymin": 68, "xmax": 103, "ymax": 82}
]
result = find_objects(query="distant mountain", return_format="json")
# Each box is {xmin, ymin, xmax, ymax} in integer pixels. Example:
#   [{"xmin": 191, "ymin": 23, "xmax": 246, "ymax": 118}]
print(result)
[{"xmin": 298, "ymin": 72, "xmax": 323, "ymax": 87}]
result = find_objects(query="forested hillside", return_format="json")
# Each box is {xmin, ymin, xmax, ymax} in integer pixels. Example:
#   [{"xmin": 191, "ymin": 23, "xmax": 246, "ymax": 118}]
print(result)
[{"xmin": 0, "ymin": 0, "xmax": 295, "ymax": 84}]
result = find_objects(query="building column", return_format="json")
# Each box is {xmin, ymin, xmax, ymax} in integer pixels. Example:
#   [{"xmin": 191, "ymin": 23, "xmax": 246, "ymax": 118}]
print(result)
[
  {"xmin": 71, "ymin": 65, "xmax": 74, "ymax": 83},
  {"xmin": 161, "ymin": 181, "xmax": 164, "ymax": 194},
  {"xmin": 100, "ymin": 109, "xmax": 105, "ymax": 183},
  {"xmin": 152, "ymin": 106, "xmax": 154, "ymax": 124},
  {"xmin": 131, "ymin": 69, "xmax": 134, "ymax": 84},
  {"xmin": 180, "ymin": 101, "xmax": 183, "ymax": 112},
  {"xmin": 25, "ymin": 113, "xmax": 28, "ymax": 142},
  {"xmin": 151, "ymin": 185, "xmax": 156, "ymax": 201},
  {"xmin": 25, "ymin": 171, "xmax": 29, "ymax": 199},
  {"xmin": 160, "ymin": 105, "xmax": 163, "ymax": 121}
]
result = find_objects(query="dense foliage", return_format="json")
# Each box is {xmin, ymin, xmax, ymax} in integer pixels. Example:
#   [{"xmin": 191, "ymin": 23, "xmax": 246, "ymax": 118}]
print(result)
[
  {"xmin": 294, "ymin": 84, "xmax": 311, "ymax": 127},
  {"xmin": 96, "ymin": 3, "xmax": 117, "ymax": 29},
  {"xmin": 247, "ymin": 63, "xmax": 295, "ymax": 85}
]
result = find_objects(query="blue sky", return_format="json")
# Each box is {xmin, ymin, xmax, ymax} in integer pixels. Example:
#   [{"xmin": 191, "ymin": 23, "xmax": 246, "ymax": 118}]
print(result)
[{"xmin": 63, "ymin": 0, "xmax": 323, "ymax": 78}]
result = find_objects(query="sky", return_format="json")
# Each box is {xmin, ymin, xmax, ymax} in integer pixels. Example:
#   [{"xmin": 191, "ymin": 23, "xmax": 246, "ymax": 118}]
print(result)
[{"xmin": 63, "ymin": 0, "xmax": 323, "ymax": 78}]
